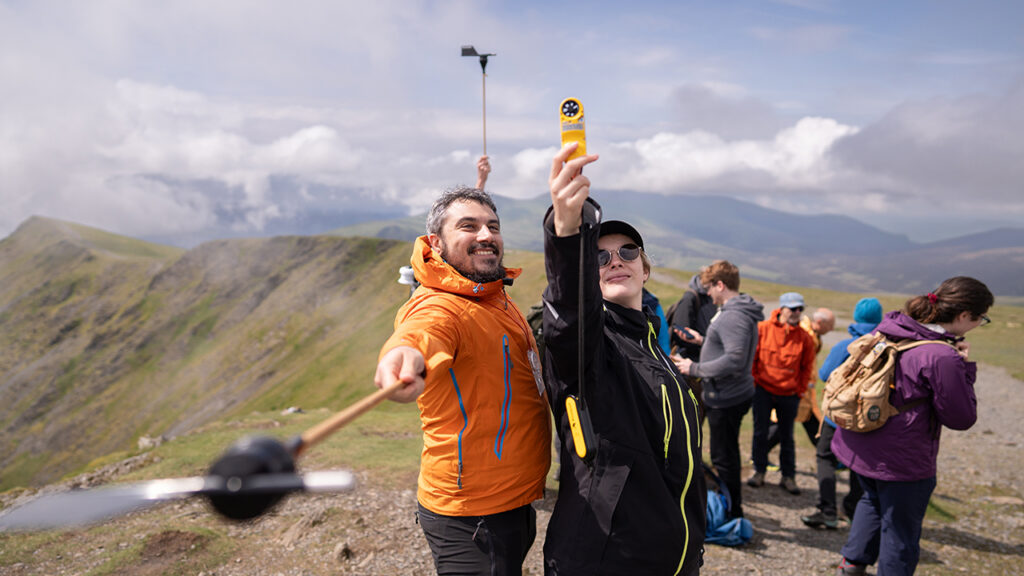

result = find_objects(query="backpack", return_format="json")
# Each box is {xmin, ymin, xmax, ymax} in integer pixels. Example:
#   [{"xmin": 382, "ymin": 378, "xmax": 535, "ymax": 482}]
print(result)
[
  {"xmin": 526, "ymin": 302, "xmax": 546, "ymax": 361},
  {"xmin": 703, "ymin": 463, "xmax": 753, "ymax": 547},
  {"xmin": 820, "ymin": 332, "xmax": 954, "ymax": 432}
]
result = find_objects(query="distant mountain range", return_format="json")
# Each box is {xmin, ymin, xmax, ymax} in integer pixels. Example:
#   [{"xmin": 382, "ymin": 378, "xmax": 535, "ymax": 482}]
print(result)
[{"xmin": 327, "ymin": 191, "xmax": 1024, "ymax": 296}]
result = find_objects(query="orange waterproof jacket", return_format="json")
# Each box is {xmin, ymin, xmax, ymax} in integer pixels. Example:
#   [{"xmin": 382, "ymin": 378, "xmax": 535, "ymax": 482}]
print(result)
[
  {"xmin": 751, "ymin": 308, "xmax": 816, "ymax": 397},
  {"xmin": 380, "ymin": 236, "xmax": 551, "ymax": 516}
]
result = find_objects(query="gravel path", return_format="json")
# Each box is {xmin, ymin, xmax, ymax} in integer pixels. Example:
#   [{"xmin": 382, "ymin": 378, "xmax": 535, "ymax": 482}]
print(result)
[{"xmin": 2, "ymin": 363, "xmax": 1022, "ymax": 575}]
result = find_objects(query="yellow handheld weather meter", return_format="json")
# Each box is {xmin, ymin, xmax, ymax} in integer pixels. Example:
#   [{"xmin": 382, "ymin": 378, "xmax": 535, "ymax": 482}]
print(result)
[
  {"xmin": 565, "ymin": 394, "xmax": 595, "ymax": 463},
  {"xmin": 559, "ymin": 97, "xmax": 586, "ymax": 161}
]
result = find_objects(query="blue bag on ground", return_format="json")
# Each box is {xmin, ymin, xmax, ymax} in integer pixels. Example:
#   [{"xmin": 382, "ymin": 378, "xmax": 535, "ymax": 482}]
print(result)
[{"xmin": 703, "ymin": 463, "xmax": 753, "ymax": 546}]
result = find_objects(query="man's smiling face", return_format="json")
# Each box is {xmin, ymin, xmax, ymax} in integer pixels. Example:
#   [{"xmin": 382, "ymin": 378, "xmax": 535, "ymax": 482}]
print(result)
[{"xmin": 429, "ymin": 199, "xmax": 505, "ymax": 284}]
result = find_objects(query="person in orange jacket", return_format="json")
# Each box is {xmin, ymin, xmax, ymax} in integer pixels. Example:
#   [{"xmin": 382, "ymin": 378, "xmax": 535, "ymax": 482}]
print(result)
[
  {"xmin": 748, "ymin": 292, "xmax": 816, "ymax": 495},
  {"xmin": 374, "ymin": 186, "xmax": 551, "ymax": 576}
]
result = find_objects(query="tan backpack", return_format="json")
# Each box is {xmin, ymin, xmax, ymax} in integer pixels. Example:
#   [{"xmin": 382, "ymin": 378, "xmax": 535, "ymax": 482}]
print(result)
[{"xmin": 821, "ymin": 332, "xmax": 954, "ymax": 432}]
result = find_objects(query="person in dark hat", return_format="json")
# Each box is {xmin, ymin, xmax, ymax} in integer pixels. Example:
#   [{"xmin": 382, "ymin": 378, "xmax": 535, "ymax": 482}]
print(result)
[{"xmin": 539, "ymin": 143, "xmax": 705, "ymax": 575}]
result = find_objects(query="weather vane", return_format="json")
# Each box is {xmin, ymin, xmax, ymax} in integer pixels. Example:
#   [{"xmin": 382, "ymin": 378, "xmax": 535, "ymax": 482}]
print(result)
[{"xmin": 461, "ymin": 45, "xmax": 496, "ymax": 156}]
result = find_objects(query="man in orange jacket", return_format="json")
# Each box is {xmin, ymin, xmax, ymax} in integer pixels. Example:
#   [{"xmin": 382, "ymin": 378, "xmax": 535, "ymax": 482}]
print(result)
[
  {"xmin": 374, "ymin": 186, "xmax": 551, "ymax": 576},
  {"xmin": 748, "ymin": 292, "xmax": 816, "ymax": 496}
]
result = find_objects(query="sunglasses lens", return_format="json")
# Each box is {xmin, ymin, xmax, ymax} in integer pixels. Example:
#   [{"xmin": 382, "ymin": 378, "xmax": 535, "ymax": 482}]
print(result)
[
  {"xmin": 598, "ymin": 244, "xmax": 642, "ymax": 267},
  {"xmin": 619, "ymin": 245, "xmax": 640, "ymax": 262}
]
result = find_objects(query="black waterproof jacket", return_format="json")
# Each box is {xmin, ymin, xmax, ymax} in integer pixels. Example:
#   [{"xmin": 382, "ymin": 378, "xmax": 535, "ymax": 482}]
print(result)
[
  {"xmin": 541, "ymin": 201, "xmax": 706, "ymax": 575},
  {"xmin": 668, "ymin": 274, "xmax": 717, "ymax": 361}
]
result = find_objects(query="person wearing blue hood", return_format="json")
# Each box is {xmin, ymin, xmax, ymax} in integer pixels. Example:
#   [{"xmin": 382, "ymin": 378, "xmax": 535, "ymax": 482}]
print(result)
[{"xmin": 801, "ymin": 298, "xmax": 882, "ymax": 530}]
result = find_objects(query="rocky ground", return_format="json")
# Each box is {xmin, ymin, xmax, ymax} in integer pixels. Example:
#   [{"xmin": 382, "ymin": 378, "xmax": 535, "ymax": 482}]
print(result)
[{"xmin": 2, "ymin": 363, "xmax": 1022, "ymax": 575}]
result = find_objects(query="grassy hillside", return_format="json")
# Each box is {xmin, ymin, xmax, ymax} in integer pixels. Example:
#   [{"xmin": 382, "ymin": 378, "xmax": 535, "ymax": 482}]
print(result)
[
  {"xmin": 646, "ymin": 268, "xmax": 1023, "ymax": 381},
  {"xmin": 2, "ymin": 217, "xmax": 1020, "ymax": 495},
  {"xmin": 0, "ymin": 218, "xmax": 417, "ymax": 491}
]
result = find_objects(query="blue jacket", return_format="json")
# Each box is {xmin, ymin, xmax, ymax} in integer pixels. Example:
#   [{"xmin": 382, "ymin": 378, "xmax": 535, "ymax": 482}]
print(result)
[{"xmin": 643, "ymin": 289, "xmax": 671, "ymax": 356}]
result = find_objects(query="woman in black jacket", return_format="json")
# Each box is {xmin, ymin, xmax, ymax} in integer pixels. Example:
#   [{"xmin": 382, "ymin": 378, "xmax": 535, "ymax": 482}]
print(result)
[{"xmin": 541, "ymin": 143, "xmax": 705, "ymax": 575}]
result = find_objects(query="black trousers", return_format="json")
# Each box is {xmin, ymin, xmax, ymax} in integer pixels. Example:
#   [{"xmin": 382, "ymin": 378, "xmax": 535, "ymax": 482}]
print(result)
[
  {"xmin": 816, "ymin": 423, "xmax": 863, "ymax": 519},
  {"xmin": 417, "ymin": 501, "xmax": 536, "ymax": 576},
  {"xmin": 766, "ymin": 413, "xmax": 819, "ymax": 452},
  {"xmin": 707, "ymin": 397, "xmax": 752, "ymax": 518},
  {"xmin": 751, "ymin": 387, "xmax": 801, "ymax": 477}
]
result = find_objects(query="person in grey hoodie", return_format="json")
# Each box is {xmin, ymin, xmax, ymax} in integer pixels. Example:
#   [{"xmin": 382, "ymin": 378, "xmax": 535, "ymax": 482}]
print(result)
[{"xmin": 673, "ymin": 260, "xmax": 764, "ymax": 518}]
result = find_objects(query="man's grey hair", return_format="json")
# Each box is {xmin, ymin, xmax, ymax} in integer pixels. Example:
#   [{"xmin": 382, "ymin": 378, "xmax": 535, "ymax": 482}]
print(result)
[{"xmin": 426, "ymin": 186, "xmax": 499, "ymax": 236}]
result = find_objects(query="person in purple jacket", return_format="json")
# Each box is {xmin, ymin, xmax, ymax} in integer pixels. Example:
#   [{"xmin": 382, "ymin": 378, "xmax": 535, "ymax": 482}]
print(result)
[{"xmin": 832, "ymin": 276, "xmax": 994, "ymax": 576}]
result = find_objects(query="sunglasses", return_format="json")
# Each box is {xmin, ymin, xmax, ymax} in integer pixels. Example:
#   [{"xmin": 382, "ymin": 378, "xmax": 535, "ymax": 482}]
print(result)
[
  {"xmin": 598, "ymin": 244, "xmax": 641, "ymax": 268},
  {"xmin": 979, "ymin": 314, "xmax": 991, "ymax": 327},
  {"xmin": 786, "ymin": 306, "xmax": 805, "ymax": 313}
]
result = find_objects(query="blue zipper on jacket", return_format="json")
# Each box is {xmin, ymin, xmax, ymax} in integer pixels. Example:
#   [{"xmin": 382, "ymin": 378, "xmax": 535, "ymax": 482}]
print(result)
[
  {"xmin": 494, "ymin": 335, "xmax": 512, "ymax": 459},
  {"xmin": 449, "ymin": 368, "xmax": 469, "ymax": 489}
]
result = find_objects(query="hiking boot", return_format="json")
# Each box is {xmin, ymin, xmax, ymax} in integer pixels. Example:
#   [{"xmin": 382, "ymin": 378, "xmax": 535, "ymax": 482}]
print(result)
[
  {"xmin": 801, "ymin": 511, "xmax": 838, "ymax": 529},
  {"xmin": 836, "ymin": 557, "xmax": 866, "ymax": 575},
  {"xmin": 780, "ymin": 476, "xmax": 801, "ymax": 495},
  {"xmin": 747, "ymin": 471, "xmax": 765, "ymax": 487}
]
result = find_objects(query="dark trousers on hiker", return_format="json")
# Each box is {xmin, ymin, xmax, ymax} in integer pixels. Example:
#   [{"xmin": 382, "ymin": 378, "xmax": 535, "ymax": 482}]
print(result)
[
  {"xmin": 751, "ymin": 386, "xmax": 800, "ymax": 478},
  {"xmin": 841, "ymin": 475, "xmax": 936, "ymax": 576},
  {"xmin": 417, "ymin": 501, "xmax": 536, "ymax": 576},
  {"xmin": 816, "ymin": 422, "xmax": 863, "ymax": 519},
  {"xmin": 766, "ymin": 413, "xmax": 819, "ymax": 452},
  {"xmin": 708, "ymin": 397, "xmax": 752, "ymax": 518}
]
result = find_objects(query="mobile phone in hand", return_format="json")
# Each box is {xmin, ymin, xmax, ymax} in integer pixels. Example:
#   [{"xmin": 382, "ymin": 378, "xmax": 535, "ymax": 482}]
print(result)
[{"xmin": 673, "ymin": 325, "xmax": 698, "ymax": 342}]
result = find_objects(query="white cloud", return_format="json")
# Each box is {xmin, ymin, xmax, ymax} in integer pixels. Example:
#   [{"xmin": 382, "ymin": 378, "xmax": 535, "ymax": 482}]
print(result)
[
  {"xmin": 503, "ymin": 146, "xmax": 560, "ymax": 198},
  {"xmin": 593, "ymin": 116, "xmax": 858, "ymax": 193},
  {"xmin": 830, "ymin": 80, "xmax": 1024, "ymax": 218}
]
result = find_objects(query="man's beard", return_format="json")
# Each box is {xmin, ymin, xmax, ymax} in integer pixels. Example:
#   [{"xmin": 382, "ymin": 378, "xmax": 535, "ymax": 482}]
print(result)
[{"xmin": 442, "ymin": 242, "xmax": 506, "ymax": 284}]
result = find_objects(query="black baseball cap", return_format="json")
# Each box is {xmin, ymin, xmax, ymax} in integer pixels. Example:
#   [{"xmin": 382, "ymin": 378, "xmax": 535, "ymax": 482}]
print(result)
[{"xmin": 599, "ymin": 220, "xmax": 644, "ymax": 249}]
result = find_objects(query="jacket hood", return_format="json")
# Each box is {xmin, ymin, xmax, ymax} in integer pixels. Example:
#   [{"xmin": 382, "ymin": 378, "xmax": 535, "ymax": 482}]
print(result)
[
  {"xmin": 846, "ymin": 321, "xmax": 879, "ymax": 338},
  {"xmin": 876, "ymin": 310, "xmax": 961, "ymax": 343},
  {"xmin": 722, "ymin": 293, "xmax": 764, "ymax": 322},
  {"xmin": 410, "ymin": 235, "xmax": 520, "ymax": 299},
  {"xmin": 688, "ymin": 273, "xmax": 705, "ymax": 295}
]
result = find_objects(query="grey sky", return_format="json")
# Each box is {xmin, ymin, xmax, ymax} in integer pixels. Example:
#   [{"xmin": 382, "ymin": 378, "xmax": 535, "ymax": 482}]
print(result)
[{"xmin": 1, "ymin": 1, "xmax": 1022, "ymax": 243}]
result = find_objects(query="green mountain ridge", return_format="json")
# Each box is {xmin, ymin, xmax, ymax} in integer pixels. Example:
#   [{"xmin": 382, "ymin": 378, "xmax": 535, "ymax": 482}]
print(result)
[
  {"xmin": 0, "ymin": 217, "xmax": 422, "ymax": 490},
  {"xmin": 2, "ymin": 216, "xmax": 1021, "ymax": 493}
]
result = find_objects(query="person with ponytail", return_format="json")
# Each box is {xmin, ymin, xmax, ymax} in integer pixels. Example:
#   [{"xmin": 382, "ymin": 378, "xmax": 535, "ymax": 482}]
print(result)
[{"xmin": 832, "ymin": 276, "xmax": 994, "ymax": 576}]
